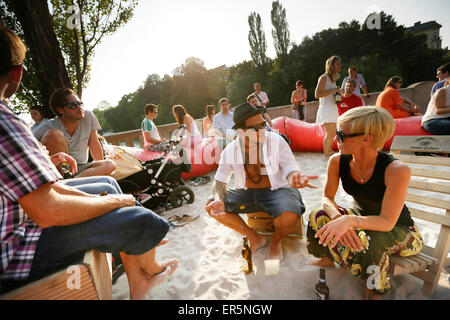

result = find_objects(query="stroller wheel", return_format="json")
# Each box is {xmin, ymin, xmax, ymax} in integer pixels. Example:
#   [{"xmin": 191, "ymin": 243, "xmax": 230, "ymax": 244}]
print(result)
[{"xmin": 169, "ymin": 186, "xmax": 195, "ymax": 208}]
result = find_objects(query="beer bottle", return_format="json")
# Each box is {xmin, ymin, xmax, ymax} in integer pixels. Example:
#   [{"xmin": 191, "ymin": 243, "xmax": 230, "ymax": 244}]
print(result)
[
  {"xmin": 314, "ymin": 268, "xmax": 329, "ymax": 300},
  {"xmin": 241, "ymin": 236, "xmax": 253, "ymax": 274},
  {"xmin": 57, "ymin": 161, "xmax": 73, "ymax": 179}
]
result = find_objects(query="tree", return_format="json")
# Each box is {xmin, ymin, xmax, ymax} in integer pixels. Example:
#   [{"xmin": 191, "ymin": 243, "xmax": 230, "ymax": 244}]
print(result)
[
  {"xmin": 1, "ymin": 0, "xmax": 138, "ymax": 115},
  {"xmin": 50, "ymin": 0, "xmax": 138, "ymax": 98},
  {"xmin": 248, "ymin": 12, "xmax": 267, "ymax": 67},
  {"xmin": 270, "ymin": 0, "xmax": 290, "ymax": 57},
  {"xmin": 1, "ymin": 0, "xmax": 72, "ymax": 114}
]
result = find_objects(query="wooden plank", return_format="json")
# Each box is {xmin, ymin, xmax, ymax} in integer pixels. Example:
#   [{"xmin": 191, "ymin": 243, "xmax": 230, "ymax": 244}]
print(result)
[
  {"xmin": 390, "ymin": 135, "xmax": 450, "ymax": 153},
  {"xmin": 82, "ymin": 250, "xmax": 112, "ymax": 300},
  {"xmin": 409, "ymin": 208, "xmax": 450, "ymax": 227},
  {"xmin": 406, "ymin": 193, "xmax": 450, "ymax": 211},
  {"xmin": 395, "ymin": 154, "xmax": 450, "ymax": 166},
  {"xmin": 409, "ymin": 167, "xmax": 450, "ymax": 180},
  {"xmin": 409, "ymin": 179, "xmax": 450, "ymax": 194},
  {"xmin": 389, "ymin": 252, "xmax": 436, "ymax": 275}
]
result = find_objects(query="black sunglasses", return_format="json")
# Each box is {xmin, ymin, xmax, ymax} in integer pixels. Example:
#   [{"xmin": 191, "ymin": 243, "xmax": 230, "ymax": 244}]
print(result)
[
  {"xmin": 245, "ymin": 121, "xmax": 267, "ymax": 131},
  {"xmin": 335, "ymin": 129, "xmax": 364, "ymax": 142},
  {"xmin": 65, "ymin": 101, "xmax": 83, "ymax": 109}
]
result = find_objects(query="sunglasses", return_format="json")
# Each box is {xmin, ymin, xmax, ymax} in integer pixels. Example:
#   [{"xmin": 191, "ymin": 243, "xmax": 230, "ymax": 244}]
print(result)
[
  {"xmin": 245, "ymin": 121, "xmax": 267, "ymax": 131},
  {"xmin": 335, "ymin": 129, "xmax": 364, "ymax": 143},
  {"xmin": 65, "ymin": 101, "xmax": 84, "ymax": 109}
]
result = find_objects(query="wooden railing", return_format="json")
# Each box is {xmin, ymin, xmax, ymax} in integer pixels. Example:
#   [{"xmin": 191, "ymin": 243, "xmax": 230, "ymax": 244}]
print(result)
[{"xmin": 103, "ymin": 81, "xmax": 435, "ymax": 148}]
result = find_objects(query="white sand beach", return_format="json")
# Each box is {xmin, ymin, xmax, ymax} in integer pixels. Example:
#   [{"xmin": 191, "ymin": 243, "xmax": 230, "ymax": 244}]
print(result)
[{"xmin": 112, "ymin": 152, "xmax": 450, "ymax": 300}]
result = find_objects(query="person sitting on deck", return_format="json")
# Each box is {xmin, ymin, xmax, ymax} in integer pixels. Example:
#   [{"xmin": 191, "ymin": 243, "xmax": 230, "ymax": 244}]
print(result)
[
  {"xmin": 141, "ymin": 103, "xmax": 169, "ymax": 152},
  {"xmin": 33, "ymin": 88, "xmax": 116, "ymax": 178},
  {"xmin": 205, "ymin": 103, "xmax": 318, "ymax": 260},
  {"xmin": 375, "ymin": 76, "xmax": 420, "ymax": 118},
  {"xmin": 0, "ymin": 23, "xmax": 178, "ymax": 299},
  {"xmin": 306, "ymin": 106, "xmax": 423, "ymax": 300}
]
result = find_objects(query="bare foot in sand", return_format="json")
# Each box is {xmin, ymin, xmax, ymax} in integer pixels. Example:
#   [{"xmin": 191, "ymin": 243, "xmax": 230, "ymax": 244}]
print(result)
[
  {"xmin": 306, "ymin": 257, "xmax": 335, "ymax": 268},
  {"xmin": 129, "ymin": 259, "xmax": 179, "ymax": 300}
]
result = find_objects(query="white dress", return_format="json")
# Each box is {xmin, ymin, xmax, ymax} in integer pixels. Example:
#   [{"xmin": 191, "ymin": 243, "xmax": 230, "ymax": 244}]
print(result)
[{"xmin": 316, "ymin": 74, "xmax": 339, "ymax": 124}]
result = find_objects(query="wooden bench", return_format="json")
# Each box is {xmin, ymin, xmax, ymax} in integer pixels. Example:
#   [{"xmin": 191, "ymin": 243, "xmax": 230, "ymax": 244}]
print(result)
[
  {"xmin": 389, "ymin": 135, "xmax": 450, "ymax": 297},
  {"xmin": 247, "ymin": 212, "xmax": 302, "ymax": 239},
  {"xmin": 1, "ymin": 250, "xmax": 112, "ymax": 300}
]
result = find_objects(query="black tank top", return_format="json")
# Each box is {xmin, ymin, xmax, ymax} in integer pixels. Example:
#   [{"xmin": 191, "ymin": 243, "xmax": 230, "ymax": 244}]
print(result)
[{"xmin": 339, "ymin": 152, "xmax": 414, "ymax": 227}]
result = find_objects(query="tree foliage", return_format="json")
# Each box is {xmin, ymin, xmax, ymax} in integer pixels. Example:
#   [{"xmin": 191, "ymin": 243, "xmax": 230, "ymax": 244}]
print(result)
[
  {"xmin": 0, "ymin": 0, "xmax": 137, "ymax": 115},
  {"xmin": 248, "ymin": 12, "xmax": 267, "ymax": 67},
  {"xmin": 270, "ymin": 0, "xmax": 290, "ymax": 57},
  {"xmin": 50, "ymin": 0, "xmax": 138, "ymax": 98}
]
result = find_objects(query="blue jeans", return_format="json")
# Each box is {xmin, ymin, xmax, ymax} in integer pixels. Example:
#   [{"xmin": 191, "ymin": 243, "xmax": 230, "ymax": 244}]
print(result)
[
  {"xmin": 423, "ymin": 117, "xmax": 450, "ymax": 135},
  {"xmin": 27, "ymin": 176, "xmax": 170, "ymax": 282}
]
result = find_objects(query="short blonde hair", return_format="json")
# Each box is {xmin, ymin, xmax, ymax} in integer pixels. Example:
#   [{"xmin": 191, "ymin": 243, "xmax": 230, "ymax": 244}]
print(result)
[{"xmin": 337, "ymin": 106, "xmax": 395, "ymax": 150}]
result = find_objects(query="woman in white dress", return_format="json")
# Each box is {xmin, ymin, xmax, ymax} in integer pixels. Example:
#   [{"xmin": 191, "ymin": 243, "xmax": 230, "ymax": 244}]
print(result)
[
  {"xmin": 315, "ymin": 56, "xmax": 342, "ymax": 157},
  {"xmin": 172, "ymin": 104, "xmax": 202, "ymax": 148}
]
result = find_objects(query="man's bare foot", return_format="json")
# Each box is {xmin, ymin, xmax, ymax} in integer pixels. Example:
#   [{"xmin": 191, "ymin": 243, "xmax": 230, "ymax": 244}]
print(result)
[
  {"xmin": 248, "ymin": 234, "xmax": 267, "ymax": 253},
  {"xmin": 129, "ymin": 259, "xmax": 179, "ymax": 300},
  {"xmin": 306, "ymin": 257, "xmax": 335, "ymax": 268}
]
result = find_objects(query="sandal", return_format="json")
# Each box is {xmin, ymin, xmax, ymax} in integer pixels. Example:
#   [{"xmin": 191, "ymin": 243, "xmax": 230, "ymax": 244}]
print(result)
[{"xmin": 167, "ymin": 213, "xmax": 200, "ymax": 227}]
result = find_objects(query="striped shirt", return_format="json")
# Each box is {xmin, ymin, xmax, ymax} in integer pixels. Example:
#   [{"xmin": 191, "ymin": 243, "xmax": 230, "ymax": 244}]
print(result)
[{"xmin": 0, "ymin": 102, "xmax": 61, "ymax": 280}]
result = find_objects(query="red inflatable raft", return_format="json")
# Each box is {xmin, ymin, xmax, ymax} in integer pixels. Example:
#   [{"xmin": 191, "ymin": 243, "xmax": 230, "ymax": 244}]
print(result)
[
  {"xmin": 273, "ymin": 115, "xmax": 432, "ymax": 152},
  {"xmin": 105, "ymin": 137, "xmax": 221, "ymax": 180}
]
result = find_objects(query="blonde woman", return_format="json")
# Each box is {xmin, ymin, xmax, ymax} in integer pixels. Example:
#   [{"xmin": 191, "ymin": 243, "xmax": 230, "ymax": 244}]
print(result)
[
  {"xmin": 315, "ymin": 56, "xmax": 342, "ymax": 157},
  {"xmin": 306, "ymin": 107, "xmax": 423, "ymax": 299}
]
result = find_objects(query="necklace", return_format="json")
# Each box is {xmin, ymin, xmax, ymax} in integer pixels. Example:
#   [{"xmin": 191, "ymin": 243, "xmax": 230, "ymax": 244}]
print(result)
[{"xmin": 352, "ymin": 160, "xmax": 376, "ymax": 183}]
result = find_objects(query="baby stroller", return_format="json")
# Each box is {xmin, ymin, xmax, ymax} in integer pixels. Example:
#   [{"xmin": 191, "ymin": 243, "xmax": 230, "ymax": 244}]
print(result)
[{"xmin": 117, "ymin": 140, "xmax": 195, "ymax": 213}]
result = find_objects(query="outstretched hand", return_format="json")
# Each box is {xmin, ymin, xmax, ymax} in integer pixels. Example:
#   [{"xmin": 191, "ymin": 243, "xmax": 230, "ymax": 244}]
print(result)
[{"xmin": 289, "ymin": 172, "xmax": 319, "ymax": 189}]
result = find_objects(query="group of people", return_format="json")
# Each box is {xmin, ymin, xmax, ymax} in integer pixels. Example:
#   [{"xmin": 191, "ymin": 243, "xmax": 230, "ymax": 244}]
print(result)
[{"xmin": 0, "ymin": 21, "xmax": 446, "ymax": 302}]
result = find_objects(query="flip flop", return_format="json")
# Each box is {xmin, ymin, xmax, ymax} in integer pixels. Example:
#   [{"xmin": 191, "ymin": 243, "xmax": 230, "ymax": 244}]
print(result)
[{"xmin": 167, "ymin": 213, "xmax": 200, "ymax": 227}]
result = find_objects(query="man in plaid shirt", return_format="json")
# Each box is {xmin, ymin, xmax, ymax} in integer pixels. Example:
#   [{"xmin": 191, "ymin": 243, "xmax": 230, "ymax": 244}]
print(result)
[{"xmin": 0, "ymin": 24, "xmax": 178, "ymax": 299}]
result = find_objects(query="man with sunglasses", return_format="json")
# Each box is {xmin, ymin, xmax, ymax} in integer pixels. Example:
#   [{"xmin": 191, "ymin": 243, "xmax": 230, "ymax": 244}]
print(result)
[
  {"xmin": 205, "ymin": 103, "xmax": 318, "ymax": 260},
  {"xmin": 33, "ymin": 88, "xmax": 116, "ymax": 177}
]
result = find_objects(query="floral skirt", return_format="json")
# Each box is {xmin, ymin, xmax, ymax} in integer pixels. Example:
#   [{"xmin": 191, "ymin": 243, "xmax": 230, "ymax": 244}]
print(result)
[{"xmin": 306, "ymin": 207, "xmax": 424, "ymax": 293}]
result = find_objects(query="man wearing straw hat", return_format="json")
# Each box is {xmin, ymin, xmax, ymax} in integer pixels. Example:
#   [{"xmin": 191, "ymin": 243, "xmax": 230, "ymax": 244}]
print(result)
[{"xmin": 205, "ymin": 103, "xmax": 318, "ymax": 260}]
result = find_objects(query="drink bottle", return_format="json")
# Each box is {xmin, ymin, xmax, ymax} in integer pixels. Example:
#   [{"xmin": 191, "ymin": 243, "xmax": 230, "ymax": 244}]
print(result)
[
  {"xmin": 241, "ymin": 236, "xmax": 253, "ymax": 274},
  {"xmin": 335, "ymin": 92, "xmax": 342, "ymax": 104},
  {"xmin": 314, "ymin": 268, "xmax": 330, "ymax": 300}
]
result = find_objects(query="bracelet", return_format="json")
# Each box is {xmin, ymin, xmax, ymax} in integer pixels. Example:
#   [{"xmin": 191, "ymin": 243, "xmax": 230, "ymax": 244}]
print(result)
[{"xmin": 354, "ymin": 215, "xmax": 361, "ymax": 228}]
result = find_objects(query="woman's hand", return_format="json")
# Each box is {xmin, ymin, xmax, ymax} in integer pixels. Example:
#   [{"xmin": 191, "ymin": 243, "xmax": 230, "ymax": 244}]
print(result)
[
  {"xmin": 315, "ymin": 215, "xmax": 359, "ymax": 248},
  {"xmin": 50, "ymin": 152, "xmax": 78, "ymax": 174}
]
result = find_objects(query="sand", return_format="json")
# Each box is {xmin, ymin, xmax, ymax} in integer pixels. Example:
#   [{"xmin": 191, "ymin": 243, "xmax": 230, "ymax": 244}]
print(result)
[{"xmin": 112, "ymin": 152, "xmax": 450, "ymax": 300}]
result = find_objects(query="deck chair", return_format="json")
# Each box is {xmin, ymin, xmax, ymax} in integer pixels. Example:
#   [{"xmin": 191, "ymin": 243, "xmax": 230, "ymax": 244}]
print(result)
[
  {"xmin": 1, "ymin": 250, "xmax": 112, "ymax": 300},
  {"xmin": 389, "ymin": 135, "xmax": 450, "ymax": 296}
]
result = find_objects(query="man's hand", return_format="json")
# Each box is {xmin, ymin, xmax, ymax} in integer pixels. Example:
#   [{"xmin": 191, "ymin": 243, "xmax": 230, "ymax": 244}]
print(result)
[
  {"xmin": 288, "ymin": 172, "xmax": 319, "ymax": 189},
  {"xmin": 108, "ymin": 194, "xmax": 136, "ymax": 208},
  {"xmin": 50, "ymin": 152, "xmax": 78, "ymax": 174},
  {"xmin": 205, "ymin": 199, "xmax": 226, "ymax": 218}
]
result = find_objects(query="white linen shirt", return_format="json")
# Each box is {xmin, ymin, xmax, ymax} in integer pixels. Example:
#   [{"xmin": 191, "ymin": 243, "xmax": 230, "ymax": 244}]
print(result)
[{"xmin": 214, "ymin": 131, "xmax": 300, "ymax": 190}]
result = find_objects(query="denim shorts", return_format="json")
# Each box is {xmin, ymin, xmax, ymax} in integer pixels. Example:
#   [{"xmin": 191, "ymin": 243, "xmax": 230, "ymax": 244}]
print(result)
[
  {"xmin": 209, "ymin": 187, "xmax": 305, "ymax": 218},
  {"xmin": 26, "ymin": 176, "xmax": 170, "ymax": 282}
]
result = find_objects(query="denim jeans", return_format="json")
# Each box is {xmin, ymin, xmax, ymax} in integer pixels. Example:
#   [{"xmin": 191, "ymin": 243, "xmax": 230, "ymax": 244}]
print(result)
[
  {"xmin": 26, "ymin": 176, "xmax": 170, "ymax": 282},
  {"xmin": 423, "ymin": 117, "xmax": 450, "ymax": 135}
]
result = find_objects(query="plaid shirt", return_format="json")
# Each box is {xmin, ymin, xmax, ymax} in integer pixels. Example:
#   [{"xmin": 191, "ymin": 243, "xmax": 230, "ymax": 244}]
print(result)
[{"xmin": 0, "ymin": 102, "xmax": 61, "ymax": 280}]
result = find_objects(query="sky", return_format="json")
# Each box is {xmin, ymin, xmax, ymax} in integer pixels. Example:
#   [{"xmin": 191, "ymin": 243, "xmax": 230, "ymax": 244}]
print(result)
[{"xmin": 67, "ymin": 0, "xmax": 450, "ymax": 112}]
